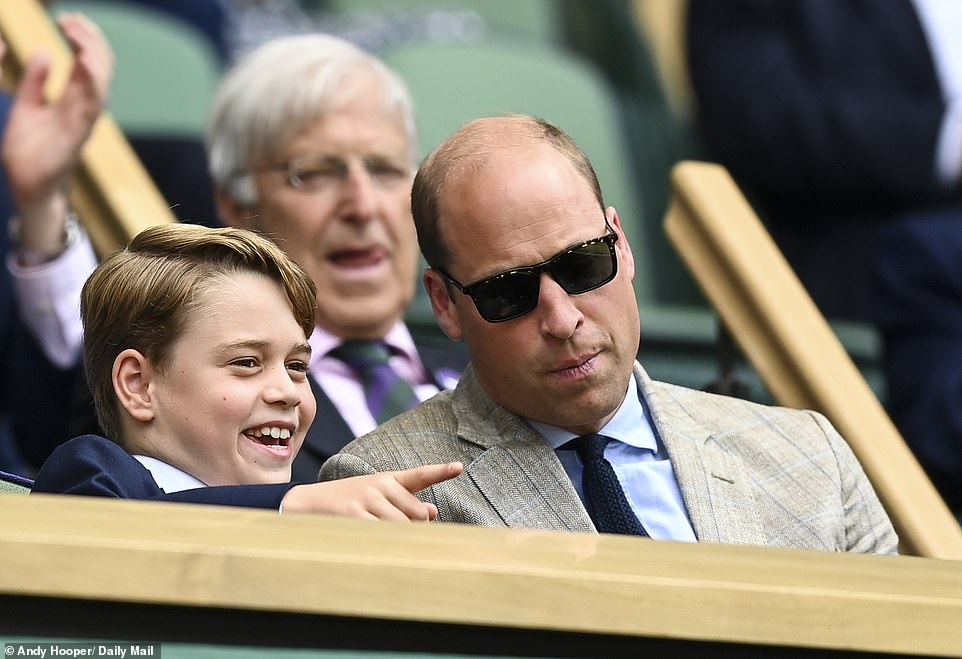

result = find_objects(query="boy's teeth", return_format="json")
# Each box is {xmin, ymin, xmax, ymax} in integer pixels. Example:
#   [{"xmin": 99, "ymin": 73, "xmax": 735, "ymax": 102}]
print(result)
[{"xmin": 252, "ymin": 426, "xmax": 291, "ymax": 440}]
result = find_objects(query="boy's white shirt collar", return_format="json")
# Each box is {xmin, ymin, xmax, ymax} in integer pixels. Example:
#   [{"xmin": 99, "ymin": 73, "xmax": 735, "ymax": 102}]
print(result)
[{"xmin": 133, "ymin": 455, "xmax": 206, "ymax": 493}]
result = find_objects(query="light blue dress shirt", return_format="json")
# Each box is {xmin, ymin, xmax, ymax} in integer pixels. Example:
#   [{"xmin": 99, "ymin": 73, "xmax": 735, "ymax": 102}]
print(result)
[{"xmin": 529, "ymin": 377, "xmax": 697, "ymax": 542}]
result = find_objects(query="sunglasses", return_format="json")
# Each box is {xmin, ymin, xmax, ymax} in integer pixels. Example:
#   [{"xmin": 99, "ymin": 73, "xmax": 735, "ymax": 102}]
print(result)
[{"xmin": 438, "ymin": 221, "xmax": 620, "ymax": 323}]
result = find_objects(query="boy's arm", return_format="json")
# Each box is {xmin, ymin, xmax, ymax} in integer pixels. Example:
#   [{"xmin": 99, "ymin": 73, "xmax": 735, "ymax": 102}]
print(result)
[
  {"xmin": 33, "ymin": 435, "xmax": 463, "ymax": 519},
  {"xmin": 165, "ymin": 482, "xmax": 296, "ymax": 509},
  {"xmin": 28, "ymin": 435, "xmax": 270, "ymax": 503}
]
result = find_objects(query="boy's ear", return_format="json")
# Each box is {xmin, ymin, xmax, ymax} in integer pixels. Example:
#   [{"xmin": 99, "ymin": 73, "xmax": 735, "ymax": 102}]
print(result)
[{"xmin": 113, "ymin": 349, "xmax": 156, "ymax": 423}]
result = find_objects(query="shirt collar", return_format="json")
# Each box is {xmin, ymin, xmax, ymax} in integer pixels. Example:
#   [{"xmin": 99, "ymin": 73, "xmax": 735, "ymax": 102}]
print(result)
[
  {"xmin": 309, "ymin": 320, "xmax": 419, "ymax": 368},
  {"xmin": 529, "ymin": 373, "xmax": 657, "ymax": 451},
  {"xmin": 133, "ymin": 455, "xmax": 206, "ymax": 493}
]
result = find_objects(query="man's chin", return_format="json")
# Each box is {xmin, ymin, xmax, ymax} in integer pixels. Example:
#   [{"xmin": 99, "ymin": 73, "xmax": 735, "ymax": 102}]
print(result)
[
  {"xmin": 318, "ymin": 297, "xmax": 408, "ymax": 336},
  {"xmin": 532, "ymin": 394, "xmax": 623, "ymax": 434}
]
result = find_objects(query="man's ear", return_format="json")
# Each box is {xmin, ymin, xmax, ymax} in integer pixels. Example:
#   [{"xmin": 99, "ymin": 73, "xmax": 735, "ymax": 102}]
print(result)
[
  {"xmin": 113, "ymin": 349, "xmax": 156, "ymax": 423},
  {"xmin": 607, "ymin": 206, "xmax": 635, "ymax": 282},
  {"xmin": 424, "ymin": 269, "xmax": 463, "ymax": 341},
  {"xmin": 215, "ymin": 186, "xmax": 257, "ymax": 230}
]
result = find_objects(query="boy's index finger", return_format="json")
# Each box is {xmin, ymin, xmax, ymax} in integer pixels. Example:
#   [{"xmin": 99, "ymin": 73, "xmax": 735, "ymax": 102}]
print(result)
[{"xmin": 393, "ymin": 462, "xmax": 464, "ymax": 493}]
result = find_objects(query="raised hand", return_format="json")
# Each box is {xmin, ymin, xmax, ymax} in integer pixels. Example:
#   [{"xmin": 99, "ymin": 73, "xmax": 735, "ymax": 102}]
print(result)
[{"xmin": 2, "ymin": 12, "xmax": 113, "ymax": 255}]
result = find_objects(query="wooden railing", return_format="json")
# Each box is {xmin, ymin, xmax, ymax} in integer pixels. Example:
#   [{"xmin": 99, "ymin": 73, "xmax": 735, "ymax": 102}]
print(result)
[
  {"xmin": 0, "ymin": 0, "xmax": 174, "ymax": 256},
  {"xmin": 664, "ymin": 160, "xmax": 962, "ymax": 559},
  {"xmin": 2, "ymin": 493, "xmax": 961, "ymax": 656}
]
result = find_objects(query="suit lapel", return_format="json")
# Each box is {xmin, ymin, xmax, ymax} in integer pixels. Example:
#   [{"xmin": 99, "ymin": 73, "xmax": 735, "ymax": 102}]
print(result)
[
  {"xmin": 416, "ymin": 340, "xmax": 468, "ymax": 390},
  {"xmin": 451, "ymin": 368, "xmax": 593, "ymax": 532},
  {"xmin": 635, "ymin": 365, "xmax": 766, "ymax": 545},
  {"xmin": 464, "ymin": 441, "xmax": 595, "ymax": 532}
]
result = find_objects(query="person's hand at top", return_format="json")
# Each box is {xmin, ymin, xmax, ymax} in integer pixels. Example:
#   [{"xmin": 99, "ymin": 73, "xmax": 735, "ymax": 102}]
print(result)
[{"xmin": 2, "ymin": 12, "xmax": 113, "ymax": 260}]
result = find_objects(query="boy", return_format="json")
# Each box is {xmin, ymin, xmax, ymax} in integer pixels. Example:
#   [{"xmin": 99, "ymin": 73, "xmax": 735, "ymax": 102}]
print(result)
[{"xmin": 32, "ymin": 223, "xmax": 461, "ymax": 520}]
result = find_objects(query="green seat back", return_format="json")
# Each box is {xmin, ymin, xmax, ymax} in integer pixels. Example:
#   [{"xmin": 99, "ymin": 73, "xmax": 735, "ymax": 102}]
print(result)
[
  {"xmin": 319, "ymin": 0, "xmax": 563, "ymax": 44},
  {"xmin": 51, "ymin": 1, "xmax": 222, "ymax": 136},
  {"xmin": 0, "ymin": 479, "xmax": 30, "ymax": 495}
]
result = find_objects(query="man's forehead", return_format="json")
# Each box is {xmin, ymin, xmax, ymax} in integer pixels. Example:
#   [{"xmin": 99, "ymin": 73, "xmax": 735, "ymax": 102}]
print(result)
[
  {"xmin": 288, "ymin": 110, "xmax": 408, "ymax": 147},
  {"xmin": 270, "ymin": 92, "xmax": 412, "ymax": 160},
  {"xmin": 443, "ymin": 144, "xmax": 584, "ymax": 206},
  {"xmin": 441, "ymin": 169, "xmax": 602, "ymax": 265}
]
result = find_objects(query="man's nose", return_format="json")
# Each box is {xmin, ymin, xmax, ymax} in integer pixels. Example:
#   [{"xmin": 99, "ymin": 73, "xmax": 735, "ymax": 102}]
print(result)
[
  {"xmin": 337, "ymin": 162, "xmax": 378, "ymax": 222},
  {"xmin": 537, "ymin": 273, "xmax": 583, "ymax": 339}
]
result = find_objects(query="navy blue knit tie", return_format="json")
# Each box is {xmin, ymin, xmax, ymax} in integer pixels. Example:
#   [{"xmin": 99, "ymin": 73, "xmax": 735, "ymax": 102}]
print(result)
[
  {"xmin": 563, "ymin": 434, "xmax": 648, "ymax": 536},
  {"xmin": 329, "ymin": 341, "xmax": 420, "ymax": 424}
]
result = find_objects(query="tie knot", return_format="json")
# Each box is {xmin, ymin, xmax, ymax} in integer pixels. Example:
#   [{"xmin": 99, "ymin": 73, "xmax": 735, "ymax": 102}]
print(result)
[
  {"xmin": 563, "ymin": 433, "xmax": 612, "ymax": 461},
  {"xmin": 327, "ymin": 340, "xmax": 420, "ymax": 424},
  {"xmin": 329, "ymin": 340, "xmax": 392, "ymax": 370}
]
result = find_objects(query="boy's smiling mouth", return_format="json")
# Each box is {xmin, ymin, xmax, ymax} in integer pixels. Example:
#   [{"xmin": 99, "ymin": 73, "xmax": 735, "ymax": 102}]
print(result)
[{"xmin": 243, "ymin": 426, "xmax": 293, "ymax": 450}]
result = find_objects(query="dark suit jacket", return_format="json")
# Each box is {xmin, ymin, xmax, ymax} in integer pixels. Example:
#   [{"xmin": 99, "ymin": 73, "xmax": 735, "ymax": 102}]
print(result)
[
  {"xmin": 291, "ymin": 339, "xmax": 468, "ymax": 482},
  {"xmin": 872, "ymin": 213, "xmax": 962, "ymax": 509},
  {"xmin": 31, "ymin": 435, "xmax": 297, "ymax": 508},
  {"xmin": 687, "ymin": 0, "xmax": 960, "ymax": 319},
  {"xmin": 689, "ymin": 0, "xmax": 946, "ymax": 206}
]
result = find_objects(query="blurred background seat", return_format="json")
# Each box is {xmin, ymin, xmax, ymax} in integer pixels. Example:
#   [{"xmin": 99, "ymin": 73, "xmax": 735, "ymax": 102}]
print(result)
[{"xmin": 320, "ymin": 0, "xmax": 563, "ymax": 44}]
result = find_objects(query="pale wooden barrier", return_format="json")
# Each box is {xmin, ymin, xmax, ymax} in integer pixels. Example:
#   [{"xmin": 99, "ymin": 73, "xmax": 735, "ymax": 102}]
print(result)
[
  {"xmin": 2, "ymin": 493, "xmax": 962, "ymax": 656},
  {"xmin": 0, "ymin": 0, "xmax": 175, "ymax": 256},
  {"xmin": 664, "ymin": 160, "xmax": 962, "ymax": 560}
]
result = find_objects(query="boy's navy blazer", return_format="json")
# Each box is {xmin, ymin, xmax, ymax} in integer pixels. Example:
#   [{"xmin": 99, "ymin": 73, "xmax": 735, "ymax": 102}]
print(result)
[{"xmin": 32, "ymin": 435, "xmax": 296, "ymax": 508}]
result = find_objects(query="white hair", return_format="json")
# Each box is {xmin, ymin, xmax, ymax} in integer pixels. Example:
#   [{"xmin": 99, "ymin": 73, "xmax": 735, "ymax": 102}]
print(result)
[{"xmin": 205, "ymin": 33, "xmax": 417, "ymax": 205}]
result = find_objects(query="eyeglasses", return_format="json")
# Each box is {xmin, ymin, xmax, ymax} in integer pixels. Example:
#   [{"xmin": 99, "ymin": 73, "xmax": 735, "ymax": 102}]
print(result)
[
  {"xmin": 241, "ymin": 154, "xmax": 411, "ymax": 193},
  {"xmin": 438, "ymin": 221, "xmax": 619, "ymax": 323}
]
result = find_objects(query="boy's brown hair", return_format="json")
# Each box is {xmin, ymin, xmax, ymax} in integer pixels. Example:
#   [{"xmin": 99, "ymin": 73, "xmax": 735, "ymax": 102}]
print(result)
[{"xmin": 81, "ymin": 223, "xmax": 317, "ymax": 442}]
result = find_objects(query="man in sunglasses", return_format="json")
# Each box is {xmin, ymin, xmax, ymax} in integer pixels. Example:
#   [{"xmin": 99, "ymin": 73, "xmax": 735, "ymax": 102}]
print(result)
[{"xmin": 321, "ymin": 114, "xmax": 898, "ymax": 554}]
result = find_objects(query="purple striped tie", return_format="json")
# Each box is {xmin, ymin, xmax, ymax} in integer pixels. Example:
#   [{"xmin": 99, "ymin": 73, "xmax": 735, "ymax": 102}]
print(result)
[{"xmin": 329, "ymin": 341, "xmax": 420, "ymax": 424}]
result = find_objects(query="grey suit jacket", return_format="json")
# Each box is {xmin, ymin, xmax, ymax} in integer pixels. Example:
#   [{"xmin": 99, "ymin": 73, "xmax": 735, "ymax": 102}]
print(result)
[{"xmin": 321, "ymin": 363, "xmax": 898, "ymax": 554}]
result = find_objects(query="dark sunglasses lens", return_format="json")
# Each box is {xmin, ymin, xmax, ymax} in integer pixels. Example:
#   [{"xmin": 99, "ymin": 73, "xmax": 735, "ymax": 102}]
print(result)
[
  {"xmin": 472, "ymin": 272, "xmax": 540, "ymax": 322},
  {"xmin": 553, "ymin": 240, "xmax": 617, "ymax": 294}
]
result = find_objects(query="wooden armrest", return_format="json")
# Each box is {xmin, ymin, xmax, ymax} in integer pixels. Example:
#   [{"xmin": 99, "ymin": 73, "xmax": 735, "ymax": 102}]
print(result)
[{"xmin": 664, "ymin": 160, "xmax": 962, "ymax": 559}]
